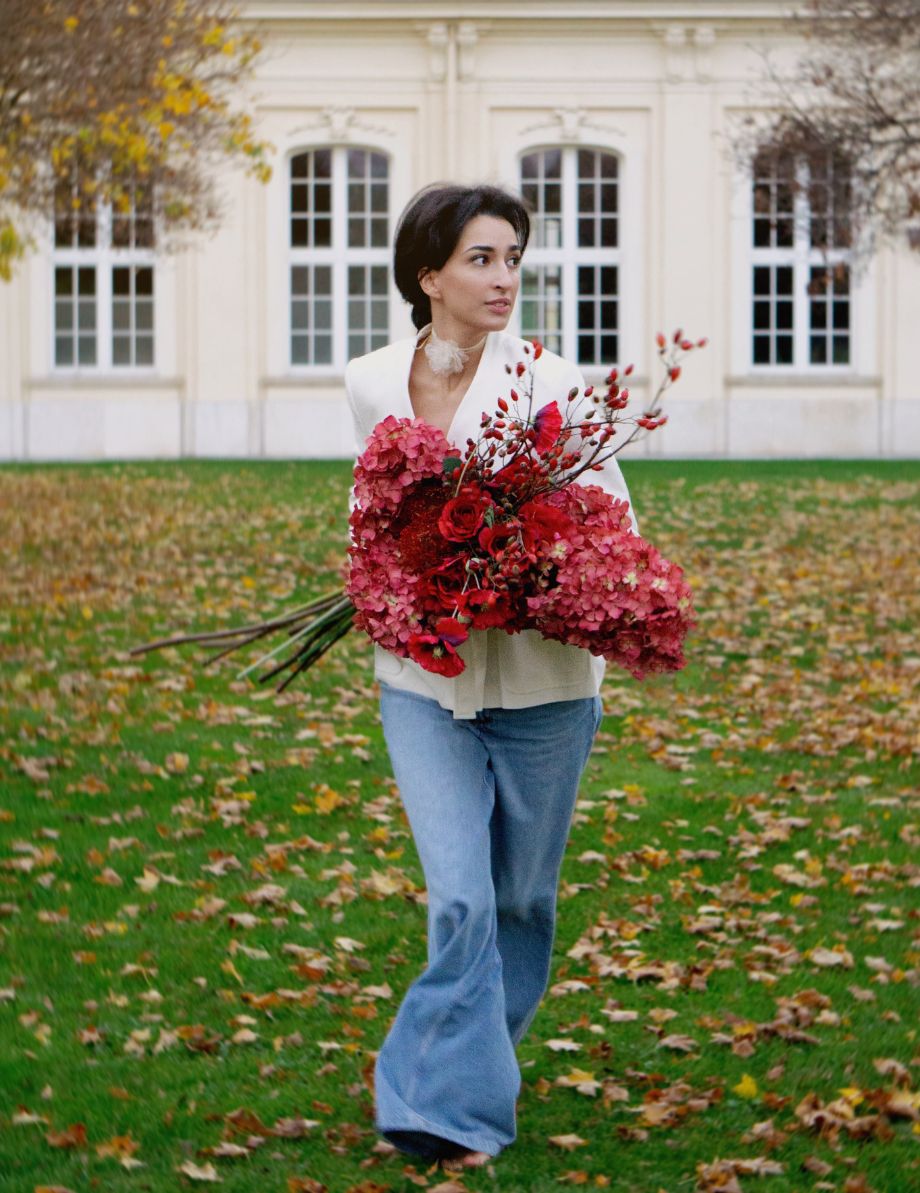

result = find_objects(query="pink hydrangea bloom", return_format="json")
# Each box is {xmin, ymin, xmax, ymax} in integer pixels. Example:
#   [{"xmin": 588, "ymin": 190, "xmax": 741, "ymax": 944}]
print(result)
[{"xmin": 526, "ymin": 484, "xmax": 696, "ymax": 678}]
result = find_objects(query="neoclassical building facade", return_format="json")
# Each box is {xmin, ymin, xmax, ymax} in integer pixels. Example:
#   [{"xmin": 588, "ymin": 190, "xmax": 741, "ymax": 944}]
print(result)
[{"xmin": 2, "ymin": 0, "xmax": 918, "ymax": 460}]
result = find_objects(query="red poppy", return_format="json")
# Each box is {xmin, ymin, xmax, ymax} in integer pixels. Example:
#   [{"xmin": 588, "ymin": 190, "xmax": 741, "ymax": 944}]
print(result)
[
  {"xmin": 407, "ymin": 620, "xmax": 467, "ymax": 676},
  {"xmin": 533, "ymin": 401, "xmax": 563, "ymax": 454},
  {"xmin": 407, "ymin": 634, "xmax": 465, "ymax": 676},
  {"xmin": 433, "ymin": 616, "xmax": 469, "ymax": 647},
  {"xmin": 456, "ymin": 588, "xmax": 512, "ymax": 629}
]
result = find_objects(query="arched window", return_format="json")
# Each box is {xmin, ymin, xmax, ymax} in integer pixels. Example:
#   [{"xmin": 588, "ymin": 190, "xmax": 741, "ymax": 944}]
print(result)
[
  {"xmin": 288, "ymin": 146, "xmax": 389, "ymax": 370},
  {"xmin": 519, "ymin": 147, "xmax": 620, "ymax": 367},
  {"xmin": 750, "ymin": 150, "xmax": 852, "ymax": 369}
]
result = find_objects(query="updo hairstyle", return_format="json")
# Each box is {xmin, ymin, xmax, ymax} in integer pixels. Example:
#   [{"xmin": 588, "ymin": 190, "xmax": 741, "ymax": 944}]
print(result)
[{"xmin": 393, "ymin": 183, "xmax": 531, "ymax": 330}]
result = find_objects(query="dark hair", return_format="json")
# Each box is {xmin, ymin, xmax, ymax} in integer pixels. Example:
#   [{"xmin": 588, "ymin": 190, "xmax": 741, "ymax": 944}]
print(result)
[{"xmin": 393, "ymin": 183, "xmax": 531, "ymax": 330}]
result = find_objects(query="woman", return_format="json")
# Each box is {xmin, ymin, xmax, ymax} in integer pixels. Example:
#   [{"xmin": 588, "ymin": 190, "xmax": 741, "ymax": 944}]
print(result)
[{"xmin": 344, "ymin": 183, "xmax": 637, "ymax": 1172}]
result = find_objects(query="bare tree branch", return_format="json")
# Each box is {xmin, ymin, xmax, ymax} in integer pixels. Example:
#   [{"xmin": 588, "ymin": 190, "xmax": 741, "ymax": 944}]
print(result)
[{"xmin": 731, "ymin": 0, "xmax": 920, "ymax": 260}]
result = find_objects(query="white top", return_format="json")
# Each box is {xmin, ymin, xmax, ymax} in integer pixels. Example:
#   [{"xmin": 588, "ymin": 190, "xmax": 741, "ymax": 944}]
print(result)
[{"xmin": 344, "ymin": 325, "xmax": 638, "ymax": 719}]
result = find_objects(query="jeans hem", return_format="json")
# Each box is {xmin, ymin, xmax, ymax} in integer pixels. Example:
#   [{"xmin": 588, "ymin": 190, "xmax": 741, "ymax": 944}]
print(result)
[{"xmin": 374, "ymin": 1061, "xmax": 509, "ymax": 1157}]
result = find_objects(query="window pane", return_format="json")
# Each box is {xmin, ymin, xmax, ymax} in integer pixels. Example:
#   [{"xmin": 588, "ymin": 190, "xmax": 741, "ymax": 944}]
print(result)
[
  {"xmin": 289, "ymin": 150, "xmax": 337, "ymax": 248},
  {"xmin": 345, "ymin": 265, "xmax": 389, "ymax": 357},
  {"xmin": 809, "ymin": 153, "xmax": 852, "ymax": 250},
  {"xmin": 346, "ymin": 151, "xmax": 389, "ymax": 250},
  {"xmin": 751, "ymin": 152, "xmax": 795, "ymax": 249},
  {"xmin": 520, "ymin": 264, "xmax": 563, "ymax": 355},
  {"xmin": 136, "ymin": 301, "xmax": 154, "ymax": 332},
  {"xmin": 520, "ymin": 150, "xmax": 564, "ymax": 248},
  {"xmin": 291, "ymin": 300, "xmax": 309, "ymax": 331},
  {"xmin": 575, "ymin": 264, "xmax": 618, "ymax": 366},
  {"xmin": 290, "ymin": 264, "xmax": 336, "ymax": 365},
  {"xmin": 109, "ymin": 266, "xmax": 155, "ymax": 368},
  {"xmin": 750, "ymin": 265, "xmax": 796, "ymax": 366},
  {"xmin": 808, "ymin": 265, "xmax": 850, "ymax": 367},
  {"xmin": 55, "ymin": 337, "xmax": 74, "ymax": 366},
  {"xmin": 576, "ymin": 151, "xmax": 618, "ymax": 250}
]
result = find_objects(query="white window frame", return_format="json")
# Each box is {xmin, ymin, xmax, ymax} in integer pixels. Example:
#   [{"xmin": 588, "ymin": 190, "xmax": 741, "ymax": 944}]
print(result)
[
  {"xmin": 738, "ymin": 152, "xmax": 874, "ymax": 378},
  {"xmin": 50, "ymin": 200, "xmax": 156, "ymax": 376},
  {"xmin": 286, "ymin": 144, "xmax": 391, "ymax": 376},
  {"xmin": 517, "ymin": 144, "xmax": 622, "ymax": 370}
]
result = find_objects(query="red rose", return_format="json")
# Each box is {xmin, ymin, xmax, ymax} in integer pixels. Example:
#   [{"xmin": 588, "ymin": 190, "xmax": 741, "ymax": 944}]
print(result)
[
  {"xmin": 424, "ymin": 556, "xmax": 467, "ymax": 608},
  {"xmin": 438, "ymin": 485, "xmax": 494, "ymax": 542},
  {"xmin": 478, "ymin": 521, "xmax": 523, "ymax": 558},
  {"xmin": 519, "ymin": 499, "xmax": 576, "ymax": 542}
]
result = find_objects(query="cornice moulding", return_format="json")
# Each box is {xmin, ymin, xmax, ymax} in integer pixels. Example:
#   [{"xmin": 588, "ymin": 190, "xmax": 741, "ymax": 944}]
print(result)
[{"xmin": 241, "ymin": 2, "xmax": 794, "ymax": 23}]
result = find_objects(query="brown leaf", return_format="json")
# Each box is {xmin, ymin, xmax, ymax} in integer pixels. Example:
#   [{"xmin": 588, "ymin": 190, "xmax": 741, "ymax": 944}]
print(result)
[{"xmin": 45, "ymin": 1123, "xmax": 87, "ymax": 1149}]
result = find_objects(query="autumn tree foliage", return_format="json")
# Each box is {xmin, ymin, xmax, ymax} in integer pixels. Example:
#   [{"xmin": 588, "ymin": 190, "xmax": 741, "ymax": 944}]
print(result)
[
  {"xmin": 735, "ymin": 0, "xmax": 920, "ymax": 259},
  {"xmin": 0, "ymin": 0, "xmax": 273, "ymax": 279}
]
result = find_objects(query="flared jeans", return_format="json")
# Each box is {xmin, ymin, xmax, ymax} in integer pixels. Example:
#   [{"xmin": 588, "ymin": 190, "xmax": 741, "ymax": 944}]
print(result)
[{"xmin": 373, "ymin": 684, "xmax": 603, "ymax": 1161}]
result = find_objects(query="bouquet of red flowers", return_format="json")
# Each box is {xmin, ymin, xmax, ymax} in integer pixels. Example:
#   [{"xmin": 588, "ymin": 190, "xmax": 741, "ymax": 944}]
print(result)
[
  {"xmin": 346, "ymin": 338, "xmax": 697, "ymax": 680},
  {"xmin": 132, "ymin": 331, "xmax": 703, "ymax": 689}
]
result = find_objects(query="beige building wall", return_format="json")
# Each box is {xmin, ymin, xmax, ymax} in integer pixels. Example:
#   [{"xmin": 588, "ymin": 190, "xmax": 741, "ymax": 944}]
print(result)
[{"xmin": 1, "ymin": 0, "xmax": 917, "ymax": 460}]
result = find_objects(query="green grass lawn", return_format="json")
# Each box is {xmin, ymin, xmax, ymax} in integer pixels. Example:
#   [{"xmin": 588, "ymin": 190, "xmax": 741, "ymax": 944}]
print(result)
[{"xmin": 1, "ymin": 459, "xmax": 918, "ymax": 1193}]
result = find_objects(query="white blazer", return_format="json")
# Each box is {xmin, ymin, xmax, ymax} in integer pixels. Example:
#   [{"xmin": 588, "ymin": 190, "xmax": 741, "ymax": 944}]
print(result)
[{"xmin": 344, "ymin": 325, "xmax": 638, "ymax": 719}]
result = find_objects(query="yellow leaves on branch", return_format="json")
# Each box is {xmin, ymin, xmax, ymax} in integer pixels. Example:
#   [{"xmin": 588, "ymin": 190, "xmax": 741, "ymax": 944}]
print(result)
[
  {"xmin": 0, "ymin": 2, "xmax": 273, "ymax": 281},
  {"xmin": 0, "ymin": 222, "xmax": 26, "ymax": 283}
]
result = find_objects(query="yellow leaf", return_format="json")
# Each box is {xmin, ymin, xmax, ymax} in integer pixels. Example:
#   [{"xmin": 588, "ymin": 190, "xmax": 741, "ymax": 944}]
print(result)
[
  {"xmin": 135, "ymin": 868, "xmax": 160, "ymax": 893},
  {"xmin": 64, "ymin": 16, "xmax": 79, "ymax": 31},
  {"xmin": 732, "ymin": 1073, "xmax": 759, "ymax": 1099},
  {"xmin": 220, "ymin": 958, "xmax": 244, "ymax": 986},
  {"xmin": 314, "ymin": 786, "xmax": 342, "ymax": 814}
]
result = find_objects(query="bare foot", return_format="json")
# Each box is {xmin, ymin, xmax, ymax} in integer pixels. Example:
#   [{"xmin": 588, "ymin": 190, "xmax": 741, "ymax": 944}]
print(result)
[{"xmin": 440, "ymin": 1149, "xmax": 492, "ymax": 1171}]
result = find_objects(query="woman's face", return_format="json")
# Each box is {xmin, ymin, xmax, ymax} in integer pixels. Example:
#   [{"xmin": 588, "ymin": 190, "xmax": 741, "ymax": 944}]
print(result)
[{"xmin": 419, "ymin": 214, "xmax": 523, "ymax": 339}]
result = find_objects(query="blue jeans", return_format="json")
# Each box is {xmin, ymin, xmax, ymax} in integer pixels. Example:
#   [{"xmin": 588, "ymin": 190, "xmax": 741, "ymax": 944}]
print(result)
[{"xmin": 373, "ymin": 685, "xmax": 603, "ymax": 1161}]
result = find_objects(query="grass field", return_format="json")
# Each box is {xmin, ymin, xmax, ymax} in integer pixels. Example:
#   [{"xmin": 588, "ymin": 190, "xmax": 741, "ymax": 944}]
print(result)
[{"xmin": 1, "ymin": 459, "xmax": 918, "ymax": 1193}]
